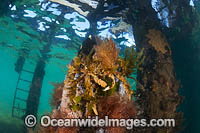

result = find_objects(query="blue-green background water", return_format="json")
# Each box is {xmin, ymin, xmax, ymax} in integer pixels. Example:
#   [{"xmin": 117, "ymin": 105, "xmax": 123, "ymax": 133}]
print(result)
[{"xmin": 0, "ymin": 50, "xmax": 67, "ymax": 131}]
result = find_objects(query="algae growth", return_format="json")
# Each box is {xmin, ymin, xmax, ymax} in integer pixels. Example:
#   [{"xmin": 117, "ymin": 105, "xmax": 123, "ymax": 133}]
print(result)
[{"xmin": 40, "ymin": 37, "xmax": 144, "ymax": 132}]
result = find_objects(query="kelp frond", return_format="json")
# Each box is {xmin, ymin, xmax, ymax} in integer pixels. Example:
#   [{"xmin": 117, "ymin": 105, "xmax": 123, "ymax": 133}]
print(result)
[
  {"xmin": 63, "ymin": 38, "xmax": 144, "ymax": 115},
  {"xmin": 146, "ymin": 29, "xmax": 171, "ymax": 54},
  {"xmin": 94, "ymin": 38, "xmax": 119, "ymax": 70},
  {"xmin": 122, "ymin": 46, "xmax": 145, "ymax": 77}
]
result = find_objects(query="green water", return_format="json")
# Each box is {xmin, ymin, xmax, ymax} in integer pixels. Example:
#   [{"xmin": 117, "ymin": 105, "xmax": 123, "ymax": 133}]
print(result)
[{"xmin": 0, "ymin": 48, "xmax": 70, "ymax": 130}]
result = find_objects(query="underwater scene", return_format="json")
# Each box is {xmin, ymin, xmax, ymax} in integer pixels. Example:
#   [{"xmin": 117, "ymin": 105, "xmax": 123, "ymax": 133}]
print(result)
[{"xmin": 0, "ymin": 0, "xmax": 200, "ymax": 133}]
